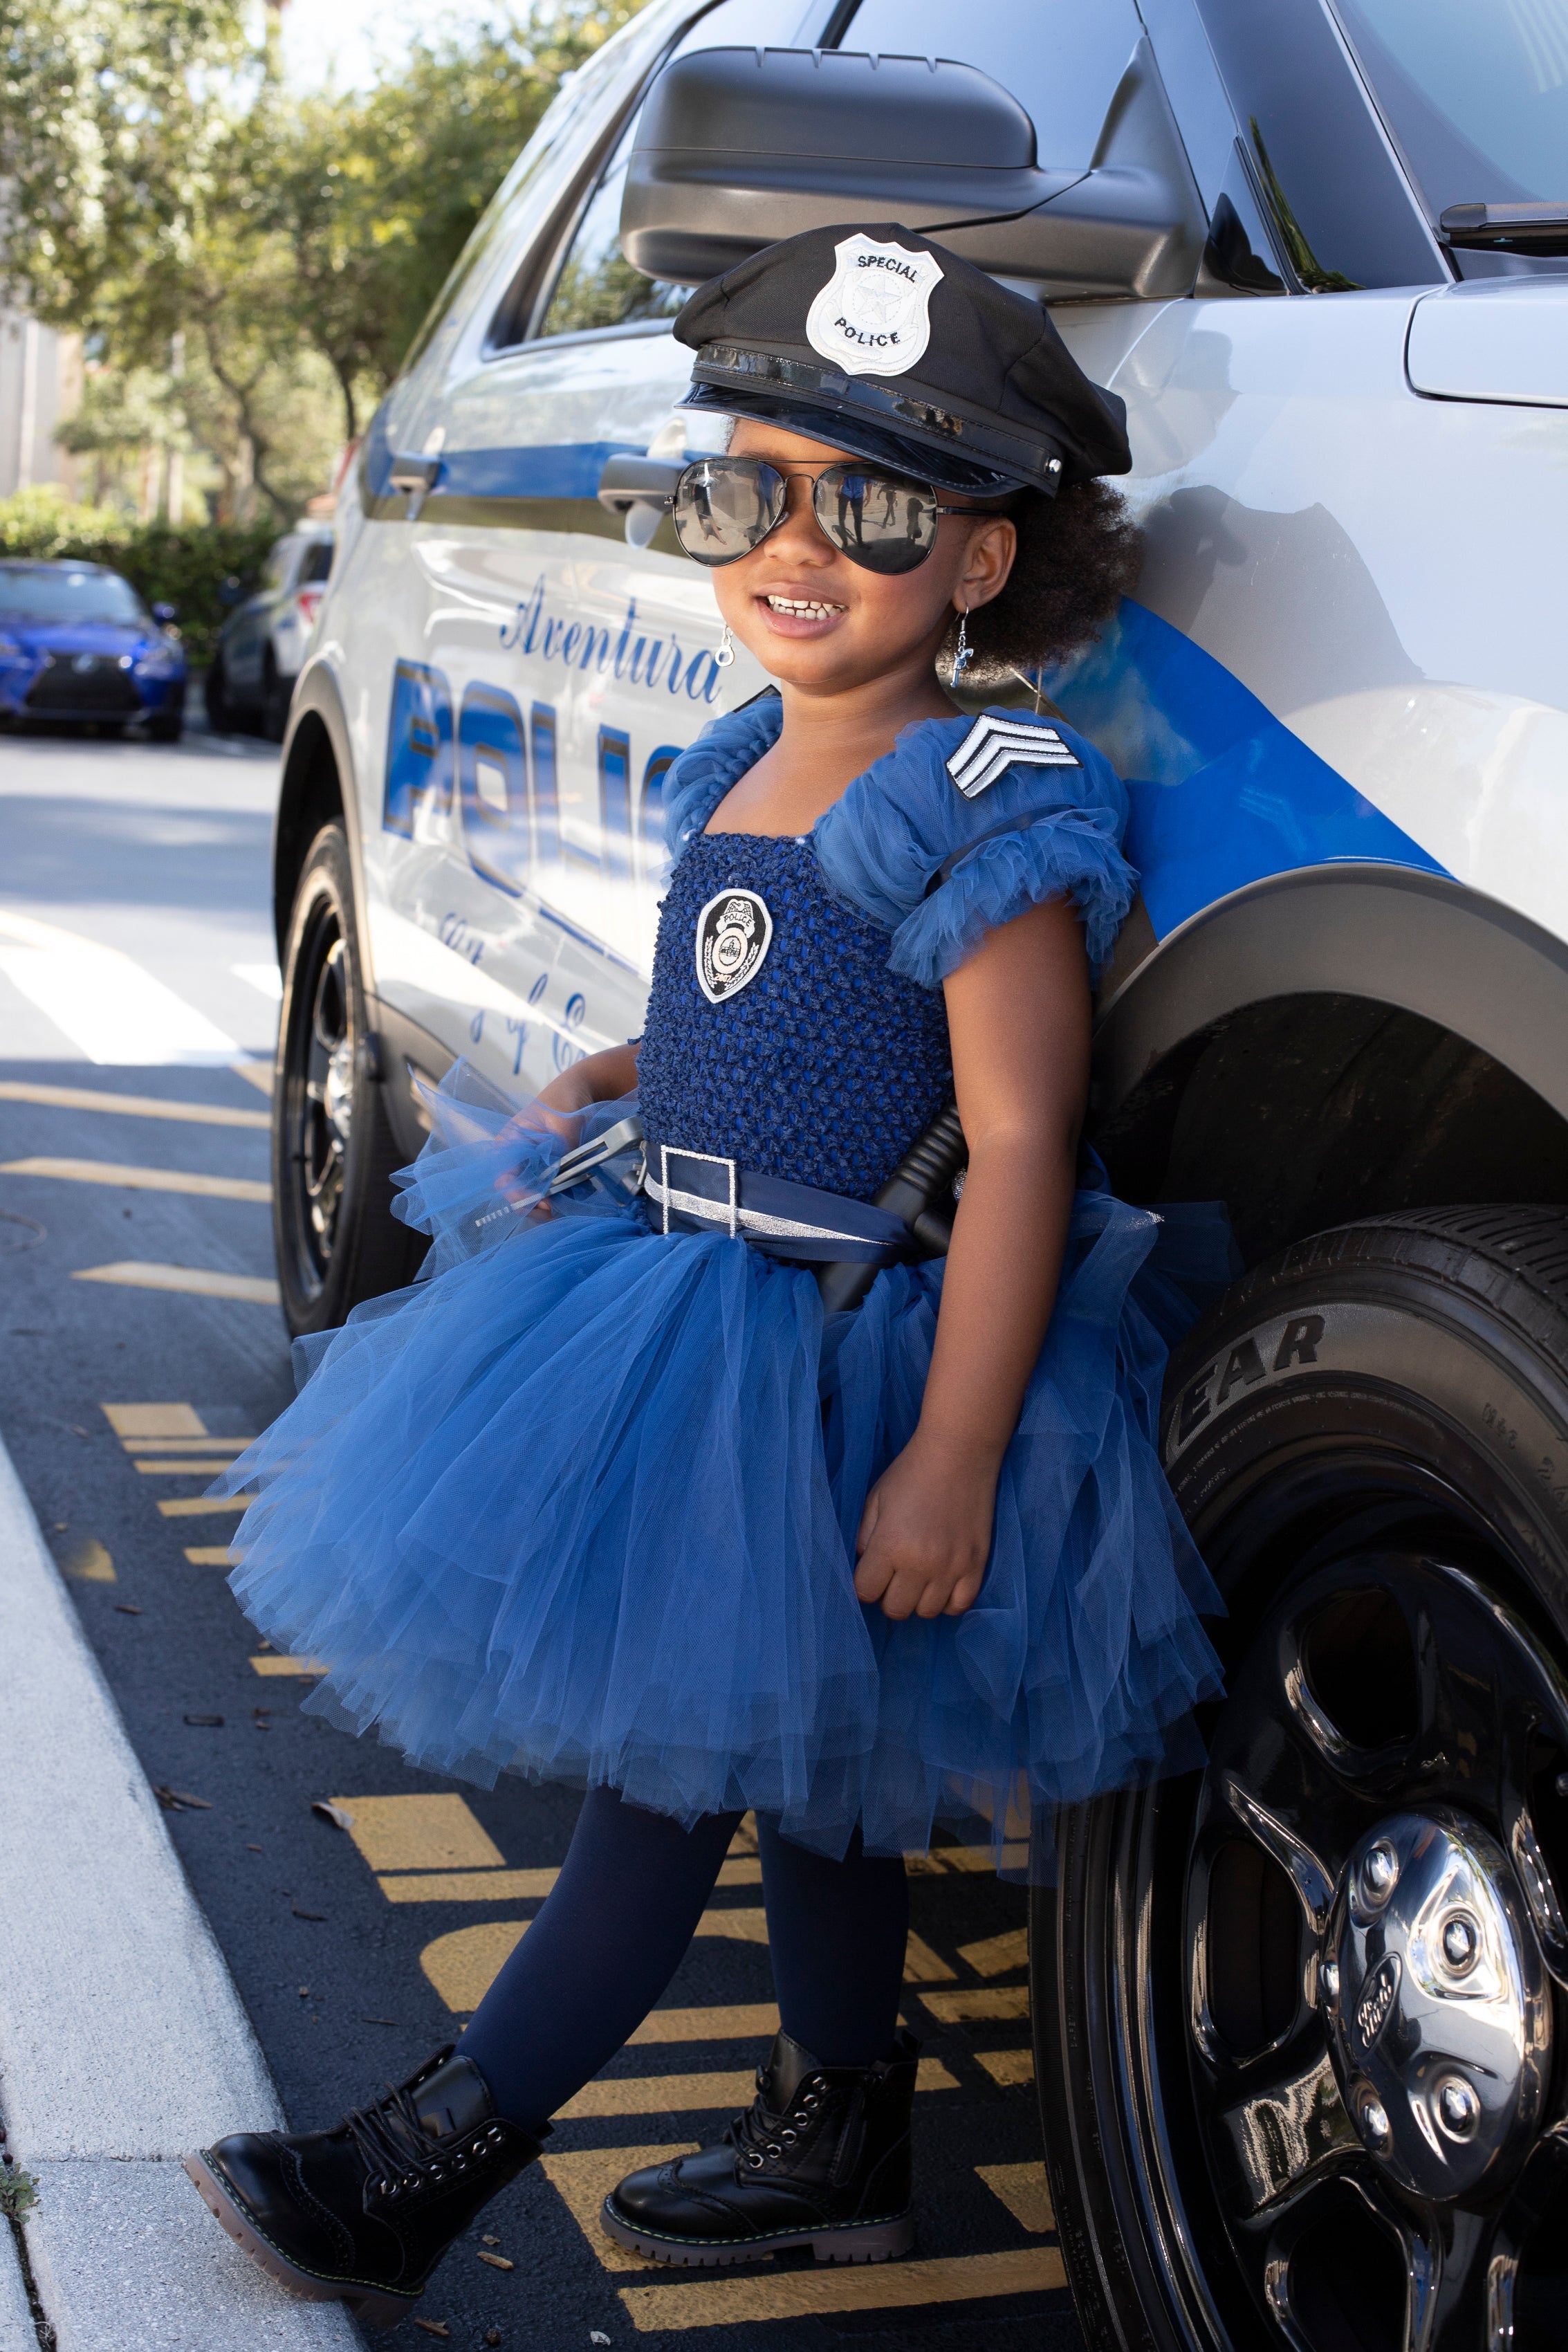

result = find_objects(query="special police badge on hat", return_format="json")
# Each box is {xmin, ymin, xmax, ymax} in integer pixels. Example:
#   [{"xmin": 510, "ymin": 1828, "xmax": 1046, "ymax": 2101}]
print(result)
[
  {"xmin": 695, "ymin": 889, "xmax": 773, "ymax": 1004},
  {"xmin": 804, "ymin": 235, "xmax": 944, "ymax": 380}
]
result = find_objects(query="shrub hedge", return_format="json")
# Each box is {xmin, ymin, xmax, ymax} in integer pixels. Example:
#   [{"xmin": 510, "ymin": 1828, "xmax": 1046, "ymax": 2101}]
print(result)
[{"xmin": 0, "ymin": 490, "xmax": 280, "ymax": 664}]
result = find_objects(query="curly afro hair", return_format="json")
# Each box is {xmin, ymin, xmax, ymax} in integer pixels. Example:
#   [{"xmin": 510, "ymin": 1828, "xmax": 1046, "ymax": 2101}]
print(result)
[{"xmin": 941, "ymin": 479, "xmax": 1141, "ymax": 695}]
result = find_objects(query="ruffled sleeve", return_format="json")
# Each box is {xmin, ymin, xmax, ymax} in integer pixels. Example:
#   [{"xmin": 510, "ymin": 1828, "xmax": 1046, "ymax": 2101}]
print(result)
[
  {"xmin": 813, "ymin": 707, "xmax": 1135, "ymax": 985},
  {"xmin": 663, "ymin": 692, "xmax": 784, "ymax": 864}
]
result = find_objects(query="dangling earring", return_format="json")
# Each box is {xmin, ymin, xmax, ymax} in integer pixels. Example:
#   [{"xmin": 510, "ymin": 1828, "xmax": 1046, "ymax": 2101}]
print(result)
[
  {"xmin": 714, "ymin": 622, "xmax": 735, "ymax": 670},
  {"xmin": 952, "ymin": 606, "xmax": 971, "ymax": 682}
]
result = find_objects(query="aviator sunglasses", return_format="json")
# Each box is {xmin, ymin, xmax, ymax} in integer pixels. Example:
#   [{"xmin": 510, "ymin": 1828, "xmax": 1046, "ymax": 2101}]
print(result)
[{"xmin": 671, "ymin": 455, "xmax": 986, "ymax": 577}]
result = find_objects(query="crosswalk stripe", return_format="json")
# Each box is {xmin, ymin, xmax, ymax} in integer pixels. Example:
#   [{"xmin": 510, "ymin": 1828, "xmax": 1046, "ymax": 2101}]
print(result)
[
  {"xmin": 0, "ymin": 1080, "xmax": 269, "ymax": 1128},
  {"xmin": 2, "ymin": 1157, "xmax": 270, "ymax": 1202},
  {"xmin": 76, "ymin": 1262, "xmax": 281, "ymax": 1303},
  {"xmin": 557, "ymin": 2058, "xmax": 958, "ymax": 2121},
  {"xmin": 0, "ymin": 914, "xmax": 238, "ymax": 1064},
  {"xmin": 618, "ymin": 2246, "xmax": 1068, "ymax": 2328}
]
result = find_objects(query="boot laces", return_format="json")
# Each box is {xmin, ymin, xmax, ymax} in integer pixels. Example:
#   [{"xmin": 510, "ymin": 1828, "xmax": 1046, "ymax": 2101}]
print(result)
[
  {"xmin": 346, "ymin": 2076, "xmax": 509, "ymax": 2202},
  {"xmin": 730, "ymin": 2064, "xmax": 831, "ymax": 2172}
]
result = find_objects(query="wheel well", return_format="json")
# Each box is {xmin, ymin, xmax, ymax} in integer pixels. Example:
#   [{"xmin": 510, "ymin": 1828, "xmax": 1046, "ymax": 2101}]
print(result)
[
  {"xmin": 1095, "ymin": 991, "xmax": 1568, "ymax": 1262},
  {"xmin": 273, "ymin": 711, "xmax": 344, "ymax": 959}
]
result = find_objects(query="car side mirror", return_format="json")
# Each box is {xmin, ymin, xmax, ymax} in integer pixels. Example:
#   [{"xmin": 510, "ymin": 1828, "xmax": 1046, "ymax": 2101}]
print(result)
[
  {"xmin": 620, "ymin": 42, "xmax": 1206, "ymax": 303},
  {"xmin": 153, "ymin": 600, "xmax": 178, "ymax": 623}
]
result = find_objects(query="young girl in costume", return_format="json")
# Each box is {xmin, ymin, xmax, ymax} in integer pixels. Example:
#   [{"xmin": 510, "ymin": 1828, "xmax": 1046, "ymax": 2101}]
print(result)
[{"xmin": 186, "ymin": 225, "xmax": 1227, "ymax": 2326}]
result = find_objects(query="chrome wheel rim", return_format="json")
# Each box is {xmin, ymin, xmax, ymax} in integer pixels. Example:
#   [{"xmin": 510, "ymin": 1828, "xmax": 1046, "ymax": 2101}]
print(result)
[{"xmin": 281, "ymin": 894, "xmax": 353, "ymax": 1298}]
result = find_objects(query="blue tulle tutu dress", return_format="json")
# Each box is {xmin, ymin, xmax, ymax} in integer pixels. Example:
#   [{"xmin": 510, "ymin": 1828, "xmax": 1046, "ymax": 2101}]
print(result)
[{"xmin": 219, "ymin": 698, "xmax": 1231, "ymax": 1875}]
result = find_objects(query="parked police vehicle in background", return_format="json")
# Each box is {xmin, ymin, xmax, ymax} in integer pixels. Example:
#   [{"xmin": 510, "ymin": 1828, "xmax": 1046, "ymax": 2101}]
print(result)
[
  {"xmin": 270, "ymin": 1, "xmax": 1568, "ymax": 2341},
  {"xmin": 205, "ymin": 520, "xmax": 334, "ymax": 740}
]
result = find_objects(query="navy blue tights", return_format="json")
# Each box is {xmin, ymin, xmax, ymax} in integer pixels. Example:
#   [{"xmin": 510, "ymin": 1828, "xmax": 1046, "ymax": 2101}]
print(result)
[{"xmin": 459, "ymin": 1786, "xmax": 909, "ymax": 2133}]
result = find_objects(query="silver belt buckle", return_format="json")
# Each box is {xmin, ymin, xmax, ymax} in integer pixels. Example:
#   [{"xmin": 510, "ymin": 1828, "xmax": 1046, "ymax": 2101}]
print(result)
[{"xmin": 659, "ymin": 1144, "xmax": 738, "ymax": 1240}]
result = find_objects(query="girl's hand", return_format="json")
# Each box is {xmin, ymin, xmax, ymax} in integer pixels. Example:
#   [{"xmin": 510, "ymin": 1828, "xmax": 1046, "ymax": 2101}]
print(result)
[
  {"xmin": 492, "ymin": 1045, "xmax": 640, "ymax": 1208},
  {"xmin": 854, "ymin": 1434, "xmax": 997, "ymax": 1620}
]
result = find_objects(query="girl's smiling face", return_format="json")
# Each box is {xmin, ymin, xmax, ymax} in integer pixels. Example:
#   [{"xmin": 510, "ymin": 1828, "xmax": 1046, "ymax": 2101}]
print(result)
[{"xmin": 710, "ymin": 419, "xmax": 1018, "ymax": 698}]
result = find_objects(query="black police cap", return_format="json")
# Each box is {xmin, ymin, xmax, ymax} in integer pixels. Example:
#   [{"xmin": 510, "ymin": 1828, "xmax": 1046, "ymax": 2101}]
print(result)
[{"xmin": 674, "ymin": 223, "xmax": 1131, "ymax": 499}]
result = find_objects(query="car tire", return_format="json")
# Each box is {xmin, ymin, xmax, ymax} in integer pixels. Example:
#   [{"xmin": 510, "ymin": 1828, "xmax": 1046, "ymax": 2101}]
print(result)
[
  {"xmin": 272, "ymin": 823, "xmax": 424, "ymax": 1336},
  {"xmin": 148, "ymin": 708, "xmax": 183, "ymax": 744},
  {"xmin": 204, "ymin": 654, "xmax": 233, "ymax": 733},
  {"xmin": 261, "ymin": 652, "xmax": 289, "ymax": 744},
  {"xmin": 1035, "ymin": 1206, "xmax": 1568, "ymax": 2352}
]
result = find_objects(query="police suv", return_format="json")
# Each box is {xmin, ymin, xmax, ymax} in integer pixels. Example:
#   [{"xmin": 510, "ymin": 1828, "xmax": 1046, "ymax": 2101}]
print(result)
[{"xmin": 271, "ymin": 1, "xmax": 1568, "ymax": 2342}]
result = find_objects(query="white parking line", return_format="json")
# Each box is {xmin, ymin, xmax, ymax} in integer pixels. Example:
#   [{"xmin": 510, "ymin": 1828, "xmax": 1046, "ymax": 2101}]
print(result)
[
  {"xmin": 230, "ymin": 964, "xmax": 282, "ymax": 1003},
  {"xmin": 0, "ymin": 1081, "xmax": 268, "ymax": 1130},
  {"xmin": 0, "ymin": 911, "xmax": 239, "ymax": 1065},
  {"xmin": 73, "ymin": 1261, "xmax": 282, "ymax": 1303},
  {"xmin": 1, "ymin": 1157, "xmax": 270, "ymax": 1202}
]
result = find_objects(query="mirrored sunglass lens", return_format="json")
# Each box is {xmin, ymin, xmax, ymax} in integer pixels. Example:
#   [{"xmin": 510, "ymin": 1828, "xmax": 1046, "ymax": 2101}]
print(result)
[
  {"xmin": 672, "ymin": 461, "xmax": 782, "ymax": 565},
  {"xmin": 816, "ymin": 469, "xmax": 939, "ymax": 574}
]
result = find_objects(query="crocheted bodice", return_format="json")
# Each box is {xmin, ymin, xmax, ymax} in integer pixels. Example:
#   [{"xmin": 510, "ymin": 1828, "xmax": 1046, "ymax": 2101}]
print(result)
[{"xmin": 636, "ymin": 832, "xmax": 953, "ymax": 1202}]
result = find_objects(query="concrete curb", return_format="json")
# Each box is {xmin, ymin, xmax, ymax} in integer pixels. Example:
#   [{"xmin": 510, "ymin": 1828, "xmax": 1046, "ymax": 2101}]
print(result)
[{"xmin": 0, "ymin": 1433, "xmax": 358, "ymax": 2349}]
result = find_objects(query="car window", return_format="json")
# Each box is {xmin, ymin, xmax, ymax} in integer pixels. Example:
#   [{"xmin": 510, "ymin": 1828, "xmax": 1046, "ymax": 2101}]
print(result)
[
  {"xmin": 261, "ymin": 540, "xmax": 297, "ymax": 593},
  {"xmin": 297, "ymin": 540, "xmax": 334, "ymax": 585},
  {"xmin": 838, "ymin": 0, "xmax": 1144, "ymax": 170},
  {"xmin": 1192, "ymin": 0, "xmax": 1439, "ymax": 289},
  {"xmin": 1328, "ymin": 0, "xmax": 1568, "ymax": 221},
  {"xmin": 0, "ymin": 568, "xmax": 150, "ymax": 627},
  {"xmin": 536, "ymin": 115, "xmax": 696, "ymax": 338},
  {"xmin": 531, "ymin": 0, "xmax": 817, "ymax": 344}
]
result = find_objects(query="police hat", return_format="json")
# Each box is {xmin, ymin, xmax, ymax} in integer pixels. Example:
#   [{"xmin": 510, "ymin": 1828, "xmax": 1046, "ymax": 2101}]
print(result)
[{"xmin": 674, "ymin": 223, "xmax": 1130, "ymax": 499}]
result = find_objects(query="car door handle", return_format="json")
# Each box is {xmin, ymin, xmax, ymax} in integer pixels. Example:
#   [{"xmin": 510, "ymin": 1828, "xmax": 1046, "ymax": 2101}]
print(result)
[
  {"xmin": 389, "ymin": 453, "xmax": 444, "ymax": 517},
  {"xmin": 596, "ymin": 454, "xmax": 684, "ymax": 514}
]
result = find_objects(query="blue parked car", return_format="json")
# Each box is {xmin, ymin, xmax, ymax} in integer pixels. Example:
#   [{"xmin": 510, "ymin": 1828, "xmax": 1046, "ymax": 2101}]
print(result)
[{"xmin": 0, "ymin": 560, "xmax": 187, "ymax": 740}]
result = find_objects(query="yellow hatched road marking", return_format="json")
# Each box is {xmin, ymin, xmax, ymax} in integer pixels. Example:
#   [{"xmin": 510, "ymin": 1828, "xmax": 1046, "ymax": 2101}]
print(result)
[
  {"xmin": 958, "ymin": 1927, "xmax": 1029, "ymax": 1978},
  {"xmin": 62, "ymin": 1538, "xmax": 115, "ymax": 1583},
  {"xmin": 975, "ymin": 2048, "xmax": 1034, "ymax": 2088},
  {"xmin": 618, "ymin": 2246, "xmax": 1068, "ymax": 2329},
  {"xmin": 124, "ymin": 1435, "xmax": 255, "ymax": 1452},
  {"xmin": 422, "ymin": 1920, "xmax": 528, "ymax": 2010},
  {"xmin": 540, "ymin": 2144, "xmax": 701, "ymax": 2273},
  {"xmin": 0, "ymin": 1080, "xmax": 268, "ymax": 1129},
  {"xmin": 976, "ymin": 2162, "xmax": 1055, "ymax": 2234},
  {"xmin": 627, "ymin": 2004, "xmax": 779, "ymax": 2045},
  {"xmin": 184, "ymin": 1546, "xmax": 235, "ymax": 1566},
  {"xmin": 250, "ymin": 1655, "xmax": 328, "ymax": 1677},
  {"xmin": 919, "ymin": 1986, "xmax": 1030, "ymax": 2024},
  {"xmin": 381, "ymin": 1868, "xmax": 560, "ymax": 1904},
  {"xmin": 557, "ymin": 2058, "xmax": 958, "ymax": 2122},
  {"xmin": 77, "ymin": 1262, "xmax": 281, "ymax": 1303},
  {"xmin": 1, "ymin": 1157, "xmax": 270, "ymax": 1202},
  {"xmin": 135, "ymin": 1458, "xmax": 241, "ymax": 1473},
  {"xmin": 376, "ymin": 1855, "xmax": 763, "ymax": 1904},
  {"xmin": 695, "ymin": 1907, "xmax": 768, "ymax": 1945},
  {"xmin": 336, "ymin": 1794, "xmax": 506, "ymax": 1873},
  {"xmin": 158, "ymin": 1497, "xmax": 246, "ymax": 1516},
  {"xmin": 102, "ymin": 1404, "xmax": 207, "ymax": 1438},
  {"xmin": 901, "ymin": 1931, "xmax": 956, "ymax": 1983}
]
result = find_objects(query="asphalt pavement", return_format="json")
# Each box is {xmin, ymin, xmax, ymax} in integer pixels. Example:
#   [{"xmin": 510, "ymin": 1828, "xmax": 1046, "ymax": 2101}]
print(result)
[{"xmin": 0, "ymin": 707, "xmax": 1082, "ymax": 2352}]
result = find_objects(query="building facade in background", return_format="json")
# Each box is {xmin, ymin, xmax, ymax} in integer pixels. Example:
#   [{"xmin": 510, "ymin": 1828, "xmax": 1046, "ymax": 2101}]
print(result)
[{"xmin": 0, "ymin": 309, "xmax": 82, "ymax": 498}]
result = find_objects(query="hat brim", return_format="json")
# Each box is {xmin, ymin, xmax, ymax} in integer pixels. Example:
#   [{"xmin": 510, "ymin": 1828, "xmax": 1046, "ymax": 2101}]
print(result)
[{"xmin": 677, "ymin": 379, "xmax": 1039, "ymax": 499}]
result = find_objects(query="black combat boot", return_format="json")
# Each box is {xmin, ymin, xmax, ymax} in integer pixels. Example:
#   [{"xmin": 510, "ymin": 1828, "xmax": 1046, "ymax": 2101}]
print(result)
[
  {"xmin": 603, "ymin": 2028, "xmax": 918, "ymax": 2266},
  {"xmin": 185, "ymin": 2046, "xmax": 548, "ymax": 2327}
]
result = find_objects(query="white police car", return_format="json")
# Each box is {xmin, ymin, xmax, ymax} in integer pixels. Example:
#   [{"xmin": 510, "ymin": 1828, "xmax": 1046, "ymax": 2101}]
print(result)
[{"xmin": 273, "ymin": 2, "xmax": 1568, "ymax": 2341}]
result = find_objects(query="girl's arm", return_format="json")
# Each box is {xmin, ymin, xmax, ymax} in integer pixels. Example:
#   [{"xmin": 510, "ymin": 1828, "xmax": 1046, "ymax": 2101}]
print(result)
[
  {"xmin": 532, "ymin": 1043, "xmax": 640, "ymax": 1118},
  {"xmin": 853, "ymin": 895, "xmax": 1090, "ymax": 1620}
]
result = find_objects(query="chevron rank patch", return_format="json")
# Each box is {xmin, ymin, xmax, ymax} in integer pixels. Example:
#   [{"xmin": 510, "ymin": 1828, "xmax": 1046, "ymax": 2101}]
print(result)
[{"xmin": 946, "ymin": 713, "xmax": 1082, "ymax": 799}]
